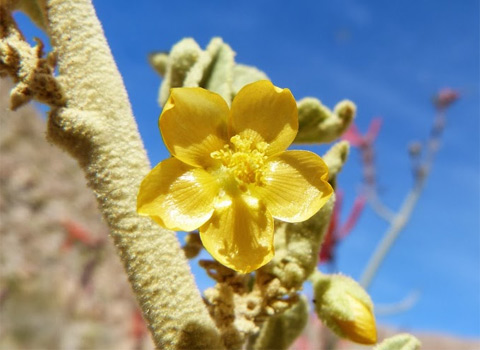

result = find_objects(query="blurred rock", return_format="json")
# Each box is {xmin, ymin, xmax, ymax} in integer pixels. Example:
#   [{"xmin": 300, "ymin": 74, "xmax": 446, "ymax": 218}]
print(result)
[{"xmin": 0, "ymin": 78, "xmax": 154, "ymax": 350}]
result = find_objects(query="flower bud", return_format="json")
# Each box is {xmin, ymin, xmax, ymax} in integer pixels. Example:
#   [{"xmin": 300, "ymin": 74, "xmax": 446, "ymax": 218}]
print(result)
[
  {"xmin": 149, "ymin": 52, "xmax": 169, "ymax": 77},
  {"xmin": 312, "ymin": 273, "xmax": 377, "ymax": 345},
  {"xmin": 182, "ymin": 232, "xmax": 203, "ymax": 259},
  {"xmin": 433, "ymin": 88, "xmax": 459, "ymax": 110},
  {"xmin": 322, "ymin": 141, "xmax": 350, "ymax": 181},
  {"xmin": 408, "ymin": 141, "xmax": 422, "ymax": 157},
  {"xmin": 374, "ymin": 333, "xmax": 421, "ymax": 350},
  {"xmin": 294, "ymin": 98, "xmax": 356, "ymax": 144}
]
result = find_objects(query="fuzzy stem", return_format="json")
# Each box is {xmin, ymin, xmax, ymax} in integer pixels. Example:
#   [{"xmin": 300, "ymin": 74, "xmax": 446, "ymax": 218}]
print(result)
[{"xmin": 41, "ymin": 0, "xmax": 223, "ymax": 348}]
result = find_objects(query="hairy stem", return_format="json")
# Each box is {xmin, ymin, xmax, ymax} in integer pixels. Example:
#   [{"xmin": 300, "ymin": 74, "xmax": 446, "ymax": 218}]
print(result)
[{"xmin": 40, "ymin": 0, "xmax": 223, "ymax": 348}]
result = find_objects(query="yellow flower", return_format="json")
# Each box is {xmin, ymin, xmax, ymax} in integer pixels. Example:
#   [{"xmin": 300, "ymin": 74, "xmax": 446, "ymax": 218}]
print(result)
[{"xmin": 137, "ymin": 80, "xmax": 333, "ymax": 273}]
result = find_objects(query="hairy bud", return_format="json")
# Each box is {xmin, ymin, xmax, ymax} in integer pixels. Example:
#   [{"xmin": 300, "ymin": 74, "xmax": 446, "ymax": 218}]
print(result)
[{"xmin": 312, "ymin": 272, "xmax": 377, "ymax": 345}]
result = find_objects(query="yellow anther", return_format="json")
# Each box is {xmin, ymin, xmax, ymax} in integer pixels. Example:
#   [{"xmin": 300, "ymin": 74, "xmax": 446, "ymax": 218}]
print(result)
[
  {"xmin": 210, "ymin": 135, "xmax": 268, "ymax": 191},
  {"xmin": 256, "ymin": 141, "xmax": 268, "ymax": 153}
]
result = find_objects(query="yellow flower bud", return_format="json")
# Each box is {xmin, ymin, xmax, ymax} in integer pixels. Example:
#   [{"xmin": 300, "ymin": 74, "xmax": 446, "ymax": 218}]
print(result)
[{"xmin": 312, "ymin": 272, "xmax": 377, "ymax": 345}]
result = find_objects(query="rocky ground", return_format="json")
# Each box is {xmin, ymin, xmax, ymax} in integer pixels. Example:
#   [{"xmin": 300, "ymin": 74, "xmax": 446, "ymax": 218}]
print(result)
[
  {"xmin": 1, "ymin": 77, "xmax": 478, "ymax": 349},
  {"xmin": 0, "ymin": 78, "xmax": 154, "ymax": 349},
  {"xmin": 291, "ymin": 316, "xmax": 480, "ymax": 350}
]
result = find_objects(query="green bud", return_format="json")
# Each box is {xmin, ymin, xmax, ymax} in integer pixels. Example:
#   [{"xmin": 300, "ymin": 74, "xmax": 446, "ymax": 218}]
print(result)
[
  {"xmin": 182, "ymin": 232, "xmax": 202, "ymax": 259},
  {"xmin": 154, "ymin": 37, "xmax": 273, "ymax": 108},
  {"xmin": 294, "ymin": 98, "xmax": 356, "ymax": 144},
  {"xmin": 156, "ymin": 37, "xmax": 236, "ymax": 106},
  {"xmin": 149, "ymin": 52, "xmax": 169, "ymax": 77},
  {"xmin": 333, "ymin": 100, "xmax": 356, "ymax": 136},
  {"xmin": 322, "ymin": 141, "xmax": 350, "ymax": 181},
  {"xmin": 295, "ymin": 97, "xmax": 333, "ymax": 143},
  {"xmin": 159, "ymin": 38, "xmax": 202, "ymax": 106},
  {"xmin": 198, "ymin": 37, "xmax": 235, "ymax": 105},
  {"xmin": 232, "ymin": 64, "xmax": 269, "ymax": 96},
  {"xmin": 374, "ymin": 333, "xmax": 421, "ymax": 350},
  {"xmin": 260, "ymin": 196, "xmax": 335, "ymax": 290},
  {"xmin": 311, "ymin": 272, "xmax": 377, "ymax": 345}
]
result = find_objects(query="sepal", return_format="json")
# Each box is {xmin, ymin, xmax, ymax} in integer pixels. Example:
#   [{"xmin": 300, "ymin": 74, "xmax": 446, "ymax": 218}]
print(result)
[{"xmin": 312, "ymin": 272, "xmax": 377, "ymax": 345}]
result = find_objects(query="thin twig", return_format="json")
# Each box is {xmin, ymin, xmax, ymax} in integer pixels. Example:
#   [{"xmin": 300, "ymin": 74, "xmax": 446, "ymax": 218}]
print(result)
[
  {"xmin": 375, "ymin": 290, "xmax": 420, "ymax": 316},
  {"xmin": 367, "ymin": 190, "xmax": 396, "ymax": 223},
  {"xmin": 360, "ymin": 109, "xmax": 448, "ymax": 289}
]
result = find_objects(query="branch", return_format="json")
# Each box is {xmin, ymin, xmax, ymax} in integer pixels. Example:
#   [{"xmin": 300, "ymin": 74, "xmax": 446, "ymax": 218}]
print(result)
[
  {"xmin": 6, "ymin": 0, "xmax": 224, "ymax": 348},
  {"xmin": 374, "ymin": 290, "xmax": 420, "ymax": 316},
  {"xmin": 360, "ymin": 106, "xmax": 449, "ymax": 289}
]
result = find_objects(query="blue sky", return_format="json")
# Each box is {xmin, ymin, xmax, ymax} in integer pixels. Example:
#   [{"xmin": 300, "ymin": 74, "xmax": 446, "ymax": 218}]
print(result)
[{"xmin": 15, "ymin": 0, "xmax": 479, "ymax": 339}]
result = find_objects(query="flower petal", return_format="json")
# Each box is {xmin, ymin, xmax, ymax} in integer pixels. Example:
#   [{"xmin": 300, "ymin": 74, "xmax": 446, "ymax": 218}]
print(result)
[
  {"xmin": 137, "ymin": 157, "xmax": 219, "ymax": 231},
  {"xmin": 160, "ymin": 87, "xmax": 229, "ymax": 168},
  {"xmin": 253, "ymin": 150, "xmax": 333, "ymax": 222},
  {"xmin": 199, "ymin": 195, "xmax": 274, "ymax": 273},
  {"xmin": 230, "ymin": 80, "xmax": 298, "ymax": 156}
]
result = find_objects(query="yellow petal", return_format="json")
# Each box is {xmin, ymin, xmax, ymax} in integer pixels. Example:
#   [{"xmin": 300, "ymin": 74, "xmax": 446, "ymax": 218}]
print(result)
[
  {"xmin": 335, "ymin": 294, "xmax": 377, "ymax": 345},
  {"xmin": 253, "ymin": 150, "xmax": 333, "ymax": 222},
  {"xmin": 199, "ymin": 195, "xmax": 274, "ymax": 273},
  {"xmin": 160, "ymin": 87, "xmax": 229, "ymax": 168},
  {"xmin": 230, "ymin": 80, "xmax": 298, "ymax": 156},
  {"xmin": 137, "ymin": 157, "xmax": 219, "ymax": 231}
]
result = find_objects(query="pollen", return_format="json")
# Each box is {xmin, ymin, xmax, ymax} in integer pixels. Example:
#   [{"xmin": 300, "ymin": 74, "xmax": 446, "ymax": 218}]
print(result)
[{"xmin": 211, "ymin": 135, "xmax": 268, "ymax": 191}]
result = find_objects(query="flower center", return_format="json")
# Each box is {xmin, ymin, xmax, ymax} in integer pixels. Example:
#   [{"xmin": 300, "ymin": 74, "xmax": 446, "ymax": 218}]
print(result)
[{"xmin": 211, "ymin": 135, "xmax": 268, "ymax": 192}]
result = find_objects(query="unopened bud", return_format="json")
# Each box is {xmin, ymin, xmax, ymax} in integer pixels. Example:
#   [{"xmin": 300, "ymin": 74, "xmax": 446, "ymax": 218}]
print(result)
[
  {"xmin": 408, "ymin": 141, "xmax": 422, "ymax": 157},
  {"xmin": 312, "ymin": 273, "xmax": 377, "ymax": 345},
  {"xmin": 158, "ymin": 38, "xmax": 202, "ymax": 106},
  {"xmin": 294, "ymin": 98, "xmax": 356, "ymax": 144},
  {"xmin": 434, "ymin": 88, "xmax": 459, "ymax": 110},
  {"xmin": 334, "ymin": 100, "xmax": 356, "ymax": 130},
  {"xmin": 182, "ymin": 232, "xmax": 203, "ymax": 259},
  {"xmin": 322, "ymin": 141, "xmax": 350, "ymax": 181},
  {"xmin": 149, "ymin": 52, "xmax": 169, "ymax": 77},
  {"xmin": 374, "ymin": 333, "xmax": 421, "ymax": 350}
]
